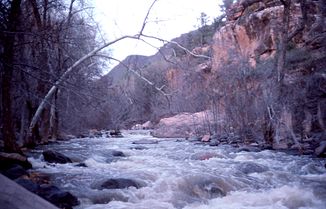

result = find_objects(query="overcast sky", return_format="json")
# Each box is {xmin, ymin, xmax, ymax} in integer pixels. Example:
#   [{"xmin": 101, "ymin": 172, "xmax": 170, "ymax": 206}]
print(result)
[{"xmin": 93, "ymin": 0, "xmax": 222, "ymax": 68}]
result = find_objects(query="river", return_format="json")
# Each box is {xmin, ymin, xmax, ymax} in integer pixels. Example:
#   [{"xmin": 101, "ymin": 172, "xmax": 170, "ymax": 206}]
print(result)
[{"xmin": 28, "ymin": 130, "xmax": 326, "ymax": 209}]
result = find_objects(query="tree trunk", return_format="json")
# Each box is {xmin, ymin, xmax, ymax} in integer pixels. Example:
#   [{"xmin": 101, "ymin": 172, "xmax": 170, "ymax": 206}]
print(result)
[
  {"xmin": 49, "ymin": 89, "xmax": 59, "ymax": 140},
  {"xmin": 1, "ymin": 0, "xmax": 22, "ymax": 153}
]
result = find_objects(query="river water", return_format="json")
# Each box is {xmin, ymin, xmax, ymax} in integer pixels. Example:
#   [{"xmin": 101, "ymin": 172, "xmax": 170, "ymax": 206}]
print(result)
[{"xmin": 28, "ymin": 130, "xmax": 326, "ymax": 209}]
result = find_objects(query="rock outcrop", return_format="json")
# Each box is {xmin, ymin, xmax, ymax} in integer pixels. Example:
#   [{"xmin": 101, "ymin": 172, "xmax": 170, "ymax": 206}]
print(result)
[{"xmin": 152, "ymin": 111, "xmax": 214, "ymax": 138}]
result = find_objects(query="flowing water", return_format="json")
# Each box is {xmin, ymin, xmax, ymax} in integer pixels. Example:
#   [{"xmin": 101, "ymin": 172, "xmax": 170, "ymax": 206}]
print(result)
[{"xmin": 28, "ymin": 130, "xmax": 326, "ymax": 209}]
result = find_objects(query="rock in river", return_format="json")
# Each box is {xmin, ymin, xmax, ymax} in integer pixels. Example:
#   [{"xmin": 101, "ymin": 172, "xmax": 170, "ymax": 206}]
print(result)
[
  {"xmin": 1, "ymin": 164, "xmax": 28, "ymax": 180},
  {"xmin": 38, "ymin": 185, "xmax": 79, "ymax": 209},
  {"xmin": 43, "ymin": 150, "xmax": 72, "ymax": 164},
  {"xmin": 237, "ymin": 162, "xmax": 268, "ymax": 174},
  {"xmin": 98, "ymin": 178, "xmax": 144, "ymax": 190},
  {"xmin": 132, "ymin": 139, "xmax": 158, "ymax": 145}
]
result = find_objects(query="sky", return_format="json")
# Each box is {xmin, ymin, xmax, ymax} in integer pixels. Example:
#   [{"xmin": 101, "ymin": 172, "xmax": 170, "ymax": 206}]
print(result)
[{"xmin": 93, "ymin": 0, "xmax": 222, "ymax": 69}]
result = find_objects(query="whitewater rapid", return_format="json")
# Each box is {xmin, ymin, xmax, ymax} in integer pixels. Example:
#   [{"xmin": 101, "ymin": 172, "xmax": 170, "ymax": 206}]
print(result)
[{"xmin": 29, "ymin": 130, "xmax": 326, "ymax": 209}]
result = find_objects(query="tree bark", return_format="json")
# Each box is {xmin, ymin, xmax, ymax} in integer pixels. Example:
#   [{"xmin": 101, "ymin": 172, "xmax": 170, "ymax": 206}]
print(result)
[{"xmin": 1, "ymin": 0, "xmax": 22, "ymax": 153}]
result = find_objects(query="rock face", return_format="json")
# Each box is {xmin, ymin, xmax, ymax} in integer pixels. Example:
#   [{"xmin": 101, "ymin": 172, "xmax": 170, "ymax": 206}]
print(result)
[
  {"xmin": 150, "ymin": 0, "xmax": 326, "ymax": 148},
  {"xmin": 209, "ymin": 0, "xmax": 326, "ymax": 145},
  {"xmin": 42, "ymin": 150, "xmax": 72, "ymax": 164},
  {"xmin": 212, "ymin": 1, "xmax": 283, "ymax": 71},
  {"xmin": 152, "ymin": 111, "xmax": 214, "ymax": 138}
]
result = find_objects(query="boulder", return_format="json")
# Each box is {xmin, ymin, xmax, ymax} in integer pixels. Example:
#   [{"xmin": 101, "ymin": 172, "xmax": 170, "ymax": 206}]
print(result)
[
  {"xmin": 38, "ymin": 185, "xmax": 79, "ymax": 209},
  {"xmin": 109, "ymin": 130, "xmax": 123, "ymax": 137},
  {"xmin": 98, "ymin": 178, "xmax": 143, "ymax": 190},
  {"xmin": 1, "ymin": 164, "xmax": 28, "ymax": 180},
  {"xmin": 109, "ymin": 150, "xmax": 126, "ymax": 157},
  {"xmin": 42, "ymin": 150, "xmax": 72, "ymax": 164},
  {"xmin": 209, "ymin": 139, "xmax": 220, "ymax": 146},
  {"xmin": 0, "ymin": 152, "xmax": 32, "ymax": 170}
]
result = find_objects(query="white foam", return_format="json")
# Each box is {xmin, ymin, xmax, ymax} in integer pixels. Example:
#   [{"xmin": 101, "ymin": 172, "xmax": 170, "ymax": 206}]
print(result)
[{"xmin": 184, "ymin": 185, "xmax": 324, "ymax": 209}]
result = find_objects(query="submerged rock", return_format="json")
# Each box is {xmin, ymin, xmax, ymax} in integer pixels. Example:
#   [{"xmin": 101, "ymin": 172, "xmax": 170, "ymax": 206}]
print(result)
[
  {"xmin": 237, "ymin": 162, "xmax": 268, "ymax": 174},
  {"xmin": 132, "ymin": 139, "xmax": 158, "ymax": 145},
  {"xmin": 130, "ymin": 145, "xmax": 149, "ymax": 150},
  {"xmin": 90, "ymin": 192, "xmax": 129, "ymax": 204},
  {"xmin": 191, "ymin": 152, "xmax": 222, "ymax": 160},
  {"xmin": 43, "ymin": 150, "xmax": 72, "ymax": 164},
  {"xmin": 98, "ymin": 178, "xmax": 144, "ymax": 190},
  {"xmin": 237, "ymin": 145, "xmax": 262, "ymax": 153},
  {"xmin": 75, "ymin": 162, "xmax": 87, "ymax": 167},
  {"xmin": 109, "ymin": 150, "xmax": 126, "ymax": 157}
]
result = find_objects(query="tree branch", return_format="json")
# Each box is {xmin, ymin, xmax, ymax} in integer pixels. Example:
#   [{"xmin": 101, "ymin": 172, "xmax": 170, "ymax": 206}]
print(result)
[
  {"xmin": 97, "ymin": 54, "xmax": 171, "ymax": 96},
  {"xmin": 141, "ymin": 34, "xmax": 212, "ymax": 59},
  {"xmin": 138, "ymin": 0, "xmax": 159, "ymax": 37}
]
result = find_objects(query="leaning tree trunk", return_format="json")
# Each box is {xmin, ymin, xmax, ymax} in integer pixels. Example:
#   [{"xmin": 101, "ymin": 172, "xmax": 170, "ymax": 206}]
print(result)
[{"xmin": 49, "ymin": 89, "xmax": 59, "ymax": 140}]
